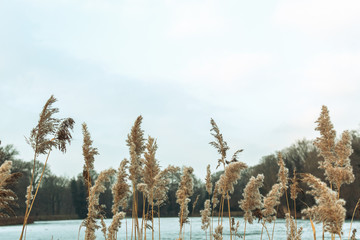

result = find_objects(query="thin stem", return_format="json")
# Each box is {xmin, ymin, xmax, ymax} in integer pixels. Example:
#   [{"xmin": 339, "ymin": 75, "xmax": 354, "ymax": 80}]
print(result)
[
  {"xmin": 285, "ymin": 189, "xmax": 291, "ymax": 215},
  {"xmin": 131, "ymin": 216, "xmax": 134, "ymax": 240},
  {"xmin": 294, "ymin": 198, "xmax": 297, "ymax": 229},
  {"xmin": 348, "ymin": 199, "xmax": 360, "ymax": 240},
  {"xmin": 271, "ymin": 205, "xmax": 279, "ymax": 240},
  {"xmin": 227, "ymin": 195, "xmax": 232, "ymax": 240},
  {"xmin": 142, "ymin": 195, "xmax": 146, "ymax": 240},
  {"xmin": 210, "ymin": 203, "xmax": 214, "ymax": 240},
  {"xmin": 151, "ymin": 202, "xmax": 154, "ymax": 240},
  {"xmin": 131, "ymin": 193, "xmax": 134, "ymax": 240},
  {"xmin": 190, "ymin": 219, "xmax": 192, "ymax": 240},
  {"xmin": 179, "ymin": 203, "xmax": 184, "ymax": 239},
  {"xmin": 261, "ymin": 220, "xmax": 271, "ymax": 240},
  {"xmin": 220, "ymin": 196, "xmax": 225, "ymax": 226},
  {"xmin": 19, "ymin": 149, "xmax": 38, "ymax": 240},
  {"xmin": 132, "ymin": 184, "xmax": 140, "ymax": 240},
  {"xmin": 218, "ymin": 195, "xmax": 223, "ymax": 224},
  {"xmin": 243, "ymin": 221, "xmax": 247, "ymax": 240},
  {"xmin": 158, "ymin": 205, "xmax": 160, "ymax": 240},
  {"xmin": 26, "ymin": 150, "xmax": 52, "ymax": 219}
]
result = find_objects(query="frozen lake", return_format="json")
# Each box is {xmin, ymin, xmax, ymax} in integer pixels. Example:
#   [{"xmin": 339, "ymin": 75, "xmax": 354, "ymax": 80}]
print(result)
[{"xmin": 0, "ymin": 217, "xmax": 359, "ymax": 239}]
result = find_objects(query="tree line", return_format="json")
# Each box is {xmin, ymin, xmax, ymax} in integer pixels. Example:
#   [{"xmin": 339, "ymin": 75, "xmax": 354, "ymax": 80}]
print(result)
[{"xmin": 1, "ymin": 130, "xmax": 360, "ymax": 221}]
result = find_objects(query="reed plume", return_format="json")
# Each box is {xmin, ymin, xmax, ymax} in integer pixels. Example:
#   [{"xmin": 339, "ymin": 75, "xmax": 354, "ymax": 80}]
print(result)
[
  {"xmin": 25, "ymin": 185, "xmax": 33, "ymax": 207},
  {"xmin": 209, "ymin": 119, "xmax": 243, "ymax": 170},
  {"xmin": 112, "ymin": 159, "xmax": 130, "ymax": 214},
  {"xmin": 108, "ymin": 159, "xmax": 130, "ymax": 240},
  {"xmin": 107, "ymin": 212, "xmax": 126, "ymax": 240},
  {"xmin": 82, "ymin": 123, "xmax": 99, "ymax": 197},
  {"xmin": 204, "ymin": 165, "xmax": 213, "ymax": 239},
  {"xmin": 277, "ymin": 152, "xmax": 291, "ymax": 216},
  {"xmin": 277, "ymin": 153, "xmax": 289, "ymax": 194},
  {"xmin": 239, "ymin": 174, "xmax": 264, "ymax": 224},
  {"xmin": 153, "ymin": 165, "xmax": 179, "ymax": 240},
  {"xmin": 101, "ymin": 217, "xmax": 107, "ymax": 238},
  {"xmin": 127, "ymin": 116, "xmax": 146, "ymax": 185},
  {"xmin": 285, "ymin": 213, "xmax": 302, "ymax": 240},
  {"xmin": 351, "ymin": 229, "xmax": 357, "ymax": 240},
  {"xmin": 20, "ymin": 95, "xmax": 74, "ymax": 240},
  {"xmin": 217, "ymin": 162, "xmax": 247, "ymax": 197},
  {"xmin": 140, "ymin": 136, "xmax": 160, "ymax": 201},
  {"xmin": 206, "ymin": 164, "xmax": 213, "ymax": 196},
  {"xmin": 84, "ymin": 168, "xmax": 116, "ymax": 240},
  {"xmin": 210, "ymin": 118, "xmax": 245, "ymax": 240},
  {"xmin": 127, "ymin": 116, "xmax": 146, "ymax": 239},
  {"xmin": 290, "ymin": 168, "xmax": 301, "ymax": 227},
  {"xmin": 0, "ymin": 161, "xmax": 22, "ymax": 218},
  {"xmin": 262, "ymin": 183, "xmax": 282, "ymax": 222},
  {"xmin": 239, "ymin": 174, "xmax": 264, "ymax": 240},
  {"xmin": 201, "ymin": 199, "xmax": 211, "ymax": 232},
  {"xmin": 290, "ymin": 169, "xmax": 300, "ymax": 202},
  {"xmin": 212, "ymin": 182, "xmax": 220, "ymax": 208},
  {"xmin": 27, "ymin": 95, "xmax": 59, "ymax": 155},
  {"xmin": 314, "ymin": 106, "xmax": 355, "ymax": 196},
  {"xmin": 138, "ymin": 136, "xmax": 161, "ymax": 239},
  {"xmin": 176, "ymin": 166, "xmax": 194, "ymax": 237},
  {"xmin": 330, "ymin": 130, "xmax": 354, "ymax": 196},
  {"xmin": 301, "ymin": 173, "xmax": 346, "ymax": 236},
  {"xmin": 233, "ymin": 219, "xmax": 240, "ymax": 240},
  {"xmin": 153, "ymin": 165, "xmax": 179, "ymax": 207},
  {"xmin": 210, "ymin": 119, "xmax": 229, "ymax": 169},
  {"xmin": 213, "ymin": 225, "xmax": 223, "ymax": 240}
]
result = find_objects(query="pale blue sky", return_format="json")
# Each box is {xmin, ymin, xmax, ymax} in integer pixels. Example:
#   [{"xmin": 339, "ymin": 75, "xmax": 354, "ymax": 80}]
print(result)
[{"xmin": 1, "ymin": 0, "xmax": 360, "ymax": 179}]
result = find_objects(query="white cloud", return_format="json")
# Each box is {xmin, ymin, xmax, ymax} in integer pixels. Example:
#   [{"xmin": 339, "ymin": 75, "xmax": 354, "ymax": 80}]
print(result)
[
  {"xmin": 273, "ymin": 0, "xmax": 360, "ymax": 37},
  {"xmin": 301, "ymin": 53, "xmax": 360, "ymax": 95},
  {"xmin": 182, "ymin": 53, "xmax": 271, "ymax": 88},
  {"xmin": 167, "ymin": 1, "xmax": 227, "ymax": 38}
]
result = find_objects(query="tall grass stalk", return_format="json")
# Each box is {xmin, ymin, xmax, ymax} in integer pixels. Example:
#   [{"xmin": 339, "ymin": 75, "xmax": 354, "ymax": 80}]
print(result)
[{"xmin": 19, "ymin": 96, "xmax": 74, "ymax": 240}]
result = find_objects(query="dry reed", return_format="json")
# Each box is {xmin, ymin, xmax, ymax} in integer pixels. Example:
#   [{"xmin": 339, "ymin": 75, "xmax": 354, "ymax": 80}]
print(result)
[
  {"xmin": 205, "ymin": 164, "xmax": 212, "ymax": 196},
  {"xmin": 351, "ymin": 229, "xmax": 357, "ymax": 240},
  {"xmin": 84, "ymin": 168, "xmax": 116, "ymax": 240},
  {"xmin": 277, "ymin": 152, "xmax": 290, "ymax": 214},
  {"xmin": 20, "ymin": 95, "xmax": 74, "ymax": 240},
  {"xmin": 301, "ymin": 173, "xmax": 346, "ymax": 236},
  {"xmin": 239, "ymin": 174, "xmax": 264, "ymax": 240},
  {"xmin": 262, "ymin": 183, "xmax": 282, "ymax": 222},
  {"xmin": 109, "ymin": 159, "xmax": 130, "ymax": 240},
  {"xmin": 314, "ymin": 106, "xmax": 354, "ymax": 196},
  {"xmin": 290, "ymin": 168, "xmax": 301, "ymax": 228},
  {"xmin": 239, "ymin": 174, "xmax": 264, "ymax": 224},
  {"xmin": 138, "ymin": 136, "xmax": 160, "ymax": 240},
  {"xmin": 153, "ymin": 165, "xmax": 179, "ymax": 240},
  {"xmin": 176, "ymin": 166, "xmax": 194, "ymax": 237},
  {"xmin": 201, "ymin": 199, "xmax": 211, "ymax": 233},
  {"xmin": 11, "ymin": 99, "xmax": 360, "ymax": 240},
  {"xmin": 82, "ymin": 123, "xmax": 99, "ymax": 197},
  {"xmin": 0, "ymin": 160, "xmax": 22, "ymax": 218},
  {"xmin": 112, "ymin": 159, "xmax": 130, "ymax": 215},
  {"xmin": 127, "ymin": 116, "xmax": 146, "ymax": 240},
  {"xmin": 213, "ymin": 225, "xmax": 223, "ymax": 240},
  {"xmin": 285, "ymin": 213, "xmax": 302, "ymax": 240},
  {"xmin": 107, "ymin": 212, "xmax": 126, "ymax": 240}
]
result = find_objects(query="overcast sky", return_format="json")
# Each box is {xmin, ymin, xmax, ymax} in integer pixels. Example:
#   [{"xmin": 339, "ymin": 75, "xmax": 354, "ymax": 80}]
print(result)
[{"xmin": 1, "ymin": 0, "xmax": 360, "ymax": 180}]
